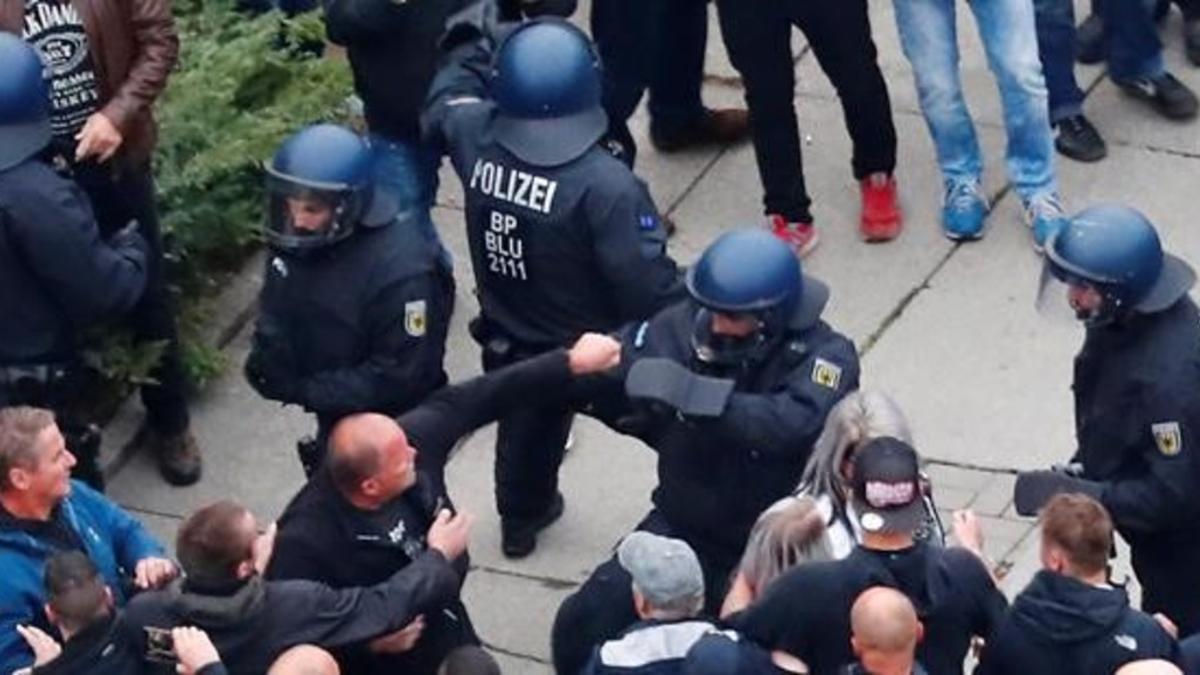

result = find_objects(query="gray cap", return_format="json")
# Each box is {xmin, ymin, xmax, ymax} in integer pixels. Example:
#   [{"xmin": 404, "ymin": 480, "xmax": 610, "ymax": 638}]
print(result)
[{"xmin": 617, "ymin": 531, "xmax": 705, "ymax": 607}]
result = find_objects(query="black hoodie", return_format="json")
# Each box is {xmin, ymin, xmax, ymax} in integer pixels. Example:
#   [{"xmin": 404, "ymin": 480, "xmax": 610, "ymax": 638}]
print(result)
[{"xmin": 976, "ymin": 570, "xmax": 1179, "ymax": 675}]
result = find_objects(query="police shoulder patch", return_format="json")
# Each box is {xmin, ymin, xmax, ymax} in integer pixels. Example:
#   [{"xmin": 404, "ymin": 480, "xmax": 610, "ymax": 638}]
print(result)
[
  {"xmin": 811, "ymin": 357, "xmax": 842, "ymax": 390},
  {"xmin": 1152, "ymin": 421, "xmax": 1183, "ymax": 457},
  {"xmin": 405, "ymin": 300, "xmax": 427, "ymax": 337}
]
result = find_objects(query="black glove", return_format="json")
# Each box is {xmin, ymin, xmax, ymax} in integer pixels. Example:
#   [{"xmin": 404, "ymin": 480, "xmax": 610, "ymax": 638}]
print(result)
[
  {"xmin": 625, "ymin": 358, "xmax": 734, "ymax": 418},
  {"xmin": 440, "ymin": 0, "xmax": 501, "ymax": 52},
  {"xmin": 244, "ymin": 325, "xmax": 302, "ymax": 403},
  {"xmin": 1014, "ymin": 470, "xmax": 1105, "ymax": 516},
  {"xmin": 109, "ymin": 219, "xmax": 149, "ymax": 260}
]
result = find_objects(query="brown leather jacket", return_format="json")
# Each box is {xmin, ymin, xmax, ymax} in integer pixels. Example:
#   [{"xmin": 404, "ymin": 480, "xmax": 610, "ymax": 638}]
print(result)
[{"xmin": 1, "ymin": 0, "xmax": 178, "ymax": 168}]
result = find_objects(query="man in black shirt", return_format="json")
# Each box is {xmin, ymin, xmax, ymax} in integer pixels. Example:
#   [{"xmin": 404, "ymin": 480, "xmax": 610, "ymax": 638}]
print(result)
[
  {"xmin": 267, "ymin": 333, "xmax": 621, "ymax": 674},
  {"xmin": 844, "ymin": 587, "xmax": 927, "ymax": 675}
]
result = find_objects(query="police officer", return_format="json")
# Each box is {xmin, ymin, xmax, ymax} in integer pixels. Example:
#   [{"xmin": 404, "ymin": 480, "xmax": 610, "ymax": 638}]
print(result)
[
  {"xmin": 0, "ymin": 34, "xmax": 148, "ymax": 490},
  {"xmin": 551, "ymin": 229, "xmax": 861, "ymax": 674},
  {"xmin": 244, "ymin": 124, "xmax": 454, "ymax": 476},
  {"xmin": 1015, "ymin": 204, "xmax": 1200, "ymax": 635},
  {"xmin": 423, "ymin": 9, "xmax": 684, "ymax": 558}
]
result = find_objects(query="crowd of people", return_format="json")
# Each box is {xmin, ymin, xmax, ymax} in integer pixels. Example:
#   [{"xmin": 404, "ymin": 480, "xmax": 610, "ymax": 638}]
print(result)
[{"xmin": 1, "ymin": 0, "xmax": 1199, "ymax": 673}]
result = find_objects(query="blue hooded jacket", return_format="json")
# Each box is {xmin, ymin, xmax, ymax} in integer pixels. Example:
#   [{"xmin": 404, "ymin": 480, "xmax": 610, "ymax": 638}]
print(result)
[{"xmin": 0, "ymin": 480, "xmax": 165, "ymax": 673}]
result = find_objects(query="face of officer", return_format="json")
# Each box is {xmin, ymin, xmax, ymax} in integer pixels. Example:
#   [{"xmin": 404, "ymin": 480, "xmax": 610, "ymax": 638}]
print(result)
[
  {"xmin": 1067, "ymin": 282, "xmax": 1104, "ymax": 322},
  {"xmin": 6, "ymin": 423, "xmax": 76, "ymax": 508},
  {"xmin": 286, "ymin": 196, "xmax": 335, "ymax": 234},
  {"xmin": 710, "ymin": 311, "xmax": 761, "ymax": 338}
]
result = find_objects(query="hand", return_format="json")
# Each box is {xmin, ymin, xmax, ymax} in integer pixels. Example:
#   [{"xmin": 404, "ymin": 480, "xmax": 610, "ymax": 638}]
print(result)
[
  {"xmin": 567, "ymin": 333, "xmax": 622, "ymax": 375},
  {"xmin": 1013, "ymin": 471, "xmax": 1104, "ymax": 517},
  {"xmin": 368, "ymin": 615, "xmax": 425, "ymax": 654},
  {"xmin": 135, "ymin": 557, "xmax": 180, "ymax": 590},
  {"xmin": 74, "ymin": 112, "xmax": 124, "ymax": 162},
  {"xmin": 951, "ymin": 509, "xmax": 985, "ymax": 556},
  {"xmin": 1153, "ymin": 612, "xmax": 1179, "ymax": 639},
  {"xmin": 426, "ymin": 508, "xmax": 473, "ymax": 561},
  {"xmin": 16, "ymin": 625, "xmax": 61, "ymax": 667},
  {"xmin": 253, "ymin": 522, "xmax": 277, "ymax": 575},
  {"xmin": 171, "ymin": 626, "xmax": 221, "ymax": 675}
]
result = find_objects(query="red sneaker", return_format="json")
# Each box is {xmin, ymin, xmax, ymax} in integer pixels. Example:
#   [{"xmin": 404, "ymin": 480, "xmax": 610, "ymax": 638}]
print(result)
[
  {"xmin": 860, "ymin": 172, "xmax": 903, "ymax": 242},
  {"xmin": 769, "ymin": 214, "xmax": 820, "ymax": 258}
]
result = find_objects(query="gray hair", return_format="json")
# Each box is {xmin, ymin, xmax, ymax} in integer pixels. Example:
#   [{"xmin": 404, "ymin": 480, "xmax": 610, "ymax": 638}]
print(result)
[
  {"xmin": 633, "ymin": 582, "xmax": 704, "ymax": 620},
  {"xmin": 738, "ymin": 496, "xmax": 832, "ymax": 592},
  {"xmin": 797, "ymin": 391, "xmax": 913, "ymax": 509}
]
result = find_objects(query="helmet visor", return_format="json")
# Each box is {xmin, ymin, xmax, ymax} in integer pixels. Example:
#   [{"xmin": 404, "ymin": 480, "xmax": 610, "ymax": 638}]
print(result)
[
  {"xmin": 264, "ymin": 172, "xmax": 358, "ymax": 251},
  {"xmin": 691, "ymin": 308, "xmax": 767, "ymax": 368},
  {"xmin": 1036, "ymin": 262, "xmax": 1111, "ymax": 327}
]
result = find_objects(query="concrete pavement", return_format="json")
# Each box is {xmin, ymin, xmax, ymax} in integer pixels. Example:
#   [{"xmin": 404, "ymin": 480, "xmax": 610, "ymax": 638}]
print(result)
[{"xmin": 102, "ymin": 2, "xmax": 1195, "ymax": 671}]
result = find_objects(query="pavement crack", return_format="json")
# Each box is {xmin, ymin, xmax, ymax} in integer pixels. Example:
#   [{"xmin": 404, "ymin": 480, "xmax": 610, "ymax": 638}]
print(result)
[
  {"xmin": 925, "ymin": 457, "xmax": 1022, "ymax": 476},
  {"xmin": 469, "ymin": 564, "xmax": 581, "ymax": 590},
  {"xmin": 478, "ymin": 640, "xmax": 551, "ymax": 665}
]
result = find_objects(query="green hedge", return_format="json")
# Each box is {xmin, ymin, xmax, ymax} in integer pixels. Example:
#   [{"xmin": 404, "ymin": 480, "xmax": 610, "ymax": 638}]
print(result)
[{"xmin": 88, "ymin": 0, "xmax": 352, "ymax": 395}]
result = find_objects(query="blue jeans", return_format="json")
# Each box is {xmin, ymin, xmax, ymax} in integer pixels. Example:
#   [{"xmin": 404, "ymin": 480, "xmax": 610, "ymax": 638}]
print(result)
[
  {"xmin": 1033, "ymin": 0, "xmax": 1085, "ymax": 123},
  {"xmin": 894, "ymin": 0, "xmax": 1058, "ymax": 203},
  {"xmin": 1098, "ymin": 0, "xmax": 1166, "ymax": 81},
  {"xmin": 368, "ymin": 135, "xmax": 451, "ymax": 266}
]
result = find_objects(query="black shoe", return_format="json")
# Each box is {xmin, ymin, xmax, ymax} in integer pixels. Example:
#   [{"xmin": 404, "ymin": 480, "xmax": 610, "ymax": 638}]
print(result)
[
  {"xmin": 1054, "ymin": 115, "xmax": 1107, "ymax": 162},
  {"xmin": 650, "ymin": 108, "xmax": 751, "ymax": 153},
  {"xmin": 1186, "ymin": 20, "xmax": 1200, "ymax": 67},
  {"xmin": 1116, "ymin": 72, "xmax": 1200, "ymax": 119},
  {"xmin": 501, "ymin": 492, "xmax": 565, "ymax": 559},
  {"xmin": 1076, "ymin": 13, "xmax": 1106, "ymax": 65}
]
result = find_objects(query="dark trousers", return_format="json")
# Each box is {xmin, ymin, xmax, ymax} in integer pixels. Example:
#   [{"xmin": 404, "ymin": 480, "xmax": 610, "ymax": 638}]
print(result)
[
  {"xmin": 1132, "ymin": 539, "xmax": 1200, "ymax": 637},
  {"xmin": 1034, "ymin": 0, "xmax": 1087, "ymax": 123},
  {"xmin": 713, "ymin": 0, "xmax": 897, "ymax": 223},
  {"xmin": 590, "ymin": 0, "xmax": 708, "ymax": 167},
  {"xmin": 550, "ymin": 510, "xmax": 735, "ymax": 675},
  {"xmin": 74, "ymin": 162, "xmax": 190, "ymax": 436}
]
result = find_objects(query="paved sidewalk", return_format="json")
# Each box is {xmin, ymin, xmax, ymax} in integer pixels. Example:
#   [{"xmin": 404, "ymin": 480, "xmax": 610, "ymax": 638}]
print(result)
[{"xmin": 104, "ymin": 1, "xmax": 1191, "ymax": 671}]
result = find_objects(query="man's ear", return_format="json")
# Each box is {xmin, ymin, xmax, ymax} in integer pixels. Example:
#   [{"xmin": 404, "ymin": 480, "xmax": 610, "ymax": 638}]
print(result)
[
  {"xmin": 359, "ymin": 477, "xmax": 380, "ymax": 499},
  {"xmin": 103, "ymin": 586, "xmax": 114, "ymax": 610},
  {"xmin": 915, "ymin": 620, "xmax": 925, "ymax": 645},
  {"xmin": 851, "ymin": 635, "xmax": 862, "ymax": 657},
  {"xmin": 43, "ymin": 603, "xmax": 58, "ymax": 628},
  {"xmin": 7, "ymin": 467, "xmax": 30, "ymax": 491},
  {"xmin": 236, "ymin": 558, "xmax": 256, "ymax": 580}
]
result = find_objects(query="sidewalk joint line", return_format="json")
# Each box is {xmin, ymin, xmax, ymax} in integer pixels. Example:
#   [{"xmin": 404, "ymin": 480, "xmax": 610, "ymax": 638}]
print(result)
[{"xmin": 469, "ymin": 564, "xmax": 581, "ymax": 590}]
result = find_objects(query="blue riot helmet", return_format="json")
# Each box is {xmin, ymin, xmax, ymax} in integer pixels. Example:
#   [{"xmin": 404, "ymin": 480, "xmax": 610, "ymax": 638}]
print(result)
[
  {"xmin": 1038, "ymin": 204, "xmax": 1196, "ymax": 326},
  {"xmin": 491, "ymin": 18, "xmax": 607, "ymax": 167},
  {"xmin": 0, "ymin": 34, "xmax": 52, "ymax": 171},
  {"xmin": 264, "ymin": 124, "xmax": 376, "ymax": 253},
  {"xmin": 686, "ymin": 229, "xmax": 809, "ymax": 367}
]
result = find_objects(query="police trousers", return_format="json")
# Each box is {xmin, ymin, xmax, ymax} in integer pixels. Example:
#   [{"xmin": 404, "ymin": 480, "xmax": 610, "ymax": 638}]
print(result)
[
  {"xmin": 550, "ymin": 509, "xmax": 735, "ymax": 675},
  {"xmin": 1131, "ymin": 533, "xmax": 1200, "ymax": 637}
]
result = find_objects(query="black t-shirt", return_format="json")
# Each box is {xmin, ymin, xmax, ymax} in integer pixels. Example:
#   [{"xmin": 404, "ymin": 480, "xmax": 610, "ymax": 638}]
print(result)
[{"xmin": 21, "ymin": 0, "xmax": 101, "ymax": 143}]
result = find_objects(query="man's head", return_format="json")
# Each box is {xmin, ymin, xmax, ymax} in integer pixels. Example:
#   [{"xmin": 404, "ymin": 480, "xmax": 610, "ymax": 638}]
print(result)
[
  {"xmin": 850, "ymin": 586, "xmax": 923, "ymax": 675},
  {"xmin": 43, "ymin": 551, "xmax": 114, "ymax": 639},
  {"xmin": 739, "ymin": 496, "xmax": 831, "ymax": 593},
  {"xmin": 850, "ymin": 437, "xmax": 925, "ymax": 543},
  {"xmin": 176, "ymin": 500, "xmax": 259, "ymax": 586},
  {"xmin": 0, "ymin": 34, "xmax": 52, "ymax": 170},
  {"xmin": 328, "ymin": 413, "xmax": 417, "ymax": 508},
  {"xmin": 617, "ymin": 531, "xmax": 705, "ymax": 621},
  {"xmin": 0, "ymin": 407, "xmax": 75, "ymax": 511},
  {"xmin": 285, "ymin": 196, "xmax": 335, "ymax": 234},
  {"xmin": 1039, "ymin": 493, "xmax": 1112, "ymax": 581},
  {"xmin": 437, "ymin": 645, "xmax": 502, "ymax": 675},
  {"xmin": 268, "ymin": 644, "xmax": 341, "ymax": 675}
]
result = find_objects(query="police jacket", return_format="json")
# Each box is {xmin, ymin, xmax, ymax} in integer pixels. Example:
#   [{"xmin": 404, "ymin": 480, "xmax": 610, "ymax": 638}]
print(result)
[
  {"xmin": 246, "ymin": 219, "xmax": 453, "ymax": 422},
  {"xmin": 588, "ymin": 291, "xmax": 859, "ymax": 567},
  {"xmin": 423, "ymin": 37, "xmax": 684, "ymax": 348},
  {"xmin": 31, "ymin": 613, "xmax": 144, "ymax": 675},
  {"xmin": 1073, "ymin": 297, "xmax": 1200, "ymax": 547},
  {"xmin": 976, "ymin": 570, "xmax": 1179, "ymax": 675},
  {"xmin": 0, "ymin": 481, "xmax": 165, "ymax": 673},
  {"xmin": 0, "ymin": 159, "xmax": 147, "ymax": 364},
  {"xmin": 122, "ymin": 552, "xmax": 460, "ymax": 675}
]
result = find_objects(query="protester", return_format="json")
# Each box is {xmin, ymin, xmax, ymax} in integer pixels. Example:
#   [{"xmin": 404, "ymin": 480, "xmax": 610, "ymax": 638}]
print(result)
[
  {"xmin": 845, "ymin": 587, "xmax": 927, "ymax": 675},
  {"xmin": 173, "ymin": 627, "xmax": 227, "ymax": 675},
  {"xmin": 1115, "ymin": 660, "xmax": 1186, "ymax": 675},
  {"xmin": 267, "ymin": 645, "xmax": 341, "ymax": 675}
]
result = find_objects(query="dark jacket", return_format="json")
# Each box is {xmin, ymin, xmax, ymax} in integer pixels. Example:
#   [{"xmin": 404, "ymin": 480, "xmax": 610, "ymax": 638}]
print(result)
[
  {"xmin": 0, "ymin": 481, "xmax": 164, "ymax": 673},
  {"xmin": 122, "ymin": 550, "xmax": 460, "ymax": 675},
  {"xmin": 976, "ymin": 570, "xmax": 1179, "ymax": 675},
  {"xmin": 32, "ymin": 613, "xmax": 143, "ymax": 675},
  {"xmin": 582, "ymin": 620, "xmax": 727, "ymax": 675},
  {"xmin": 586, "ymin": 298, "xmax": 859, "ymax": 569},
  {"xmin": 245, "ymin": 219, "xmax": 453, "ymax": 424},
  {"xmin": 1, "ymin": 0, "xmax": 178, "ymax": 167},
  {"xmin": 0, "ymin": 159, "xmax": 147, "ymax": 364},
  {"xmin": 1073, "ymin": 297, "xmax": 1200, "ymax": 630},
  {"xmin": 423, "ymin": 35, "xmax": 684, "ymax": 348}
]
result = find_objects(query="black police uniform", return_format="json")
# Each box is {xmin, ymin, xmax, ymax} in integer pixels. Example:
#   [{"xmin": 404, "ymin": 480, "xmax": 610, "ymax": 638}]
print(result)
[
  {"xmin": 551, "ymin": 291, "xmax": 860, "ymax": 674},
  {"xmin": 1072, "ymin": 295, "xmax": 1200, "ymax": 635},
  {"xmin": 976, "ymin": 570, "xmax": 1181, "ymax": 675},
  {"xmin": 423, "ymin": 33, "xmax": 683, "ymax": 528},
  {"xmin": 0, "ymin": 156, "xmax": 148, "ymax": 488},
  {"xmin": 246, "ymin": 216, "xmax": 454, "ymax": 472}
]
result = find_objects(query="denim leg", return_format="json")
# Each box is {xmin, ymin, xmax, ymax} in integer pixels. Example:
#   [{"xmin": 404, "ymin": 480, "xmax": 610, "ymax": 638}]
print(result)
[
  {"xmin": 368, "ymin": 135, "xmax": 451, "ymax": 265},
  {"xmin": 1033, "ymin": 0, "xmax": 1085, "ymax": 123},
  {"xmin": 1103, "ymin": 0, "xmax": 1165, "ymax": 80},
  {"xmin": 647, "ymin": 0, "xmax": 708, "ymax": 135},
  {"xmin": 970, "ymin": 0, "xmax": 1059, "ymax": 202},
  {"xmin": 894, "ymin": 0, "xmax": 983, "ymax": 186}
]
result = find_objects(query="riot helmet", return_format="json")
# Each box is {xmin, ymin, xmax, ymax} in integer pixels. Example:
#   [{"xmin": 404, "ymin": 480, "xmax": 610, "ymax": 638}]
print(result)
[
  {"xmin": 0, "ymin": 34, "xmax": 52, "ymax": 171},
  {"xmin": 1038, "ymin": 204, "xmax": 1196, "ymax": 326},
  {"xmin": 491, "ymin": 18, "xmax": 607, "ymax": 167},
  {"xmin": 264, "ymin": 124, "xmax": 373, "ymax": 253},
  {"xmin": 686, "ymin": 229, "xmax": 804, "ymax": 367}
]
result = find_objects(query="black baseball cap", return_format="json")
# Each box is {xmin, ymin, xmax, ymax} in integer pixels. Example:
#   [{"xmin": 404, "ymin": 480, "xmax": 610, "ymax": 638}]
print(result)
[{"xmin": 850, "ymin": 437, "xmax": 924, "ymax": 535}]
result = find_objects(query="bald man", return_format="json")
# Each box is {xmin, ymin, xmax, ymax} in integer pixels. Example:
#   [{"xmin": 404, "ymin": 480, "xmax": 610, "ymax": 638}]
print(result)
[
  {"xmin": 1115, "ymin": 660, "xmax": 1184, "ymax": 675},
  {"xmin": 845, "ymin": 587, "xmax": 926, "ymax": 675},
  {"xmin": 268, "ymin": 645, "xmax": 341, "ymax": 675},
  {"xmin": 266, "ymin": 333, "xmax": 620, "ymax": 675}
]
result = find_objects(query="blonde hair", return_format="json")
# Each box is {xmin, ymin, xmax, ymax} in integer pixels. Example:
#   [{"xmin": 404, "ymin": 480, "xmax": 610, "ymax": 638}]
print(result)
[
  {"xmin": 0, "ymin": 407, "xmax": 56, "ymax": 489},
  {"xmin": 738, "ymin": 496, "xmax": 832, "ymax": 593}
]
